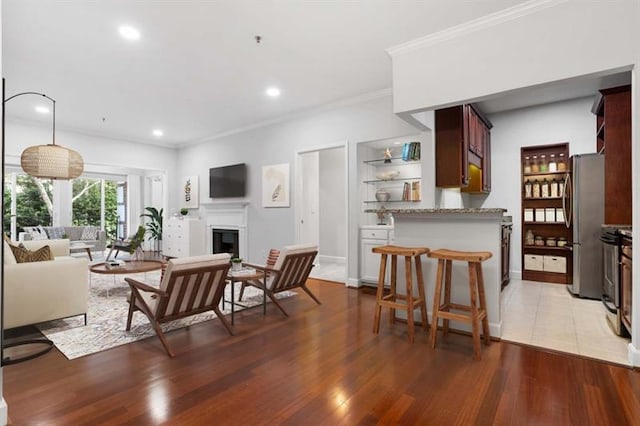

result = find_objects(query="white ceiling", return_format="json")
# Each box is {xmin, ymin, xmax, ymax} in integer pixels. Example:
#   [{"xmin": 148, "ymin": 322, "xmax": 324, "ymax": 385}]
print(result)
[{"xmin": 3, "ymin": 0, "xmax": 527, "ymax": 148}]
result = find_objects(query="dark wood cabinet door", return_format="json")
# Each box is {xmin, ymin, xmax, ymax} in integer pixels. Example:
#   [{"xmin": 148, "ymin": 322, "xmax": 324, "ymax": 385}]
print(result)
[
  {"xmin": 601, "ymin": 86, "xmax": 631, "ymax": 225},
  {"xmin": 621, "ymin": 249, "xmax": 632, "ymax": 332},
  {"xmin": 436, "ymin": 104, "xmax": 491, "ymax": 191},
  {"xmin": 482, "ymin": 126, "xmax": 491, "ymax": 192}
]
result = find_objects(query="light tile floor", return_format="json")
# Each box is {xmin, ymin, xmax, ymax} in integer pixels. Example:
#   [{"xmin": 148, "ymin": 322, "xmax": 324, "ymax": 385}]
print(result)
[{"xmin": 501, "ymin": 278, "xmax": 631, "ymax": 366}]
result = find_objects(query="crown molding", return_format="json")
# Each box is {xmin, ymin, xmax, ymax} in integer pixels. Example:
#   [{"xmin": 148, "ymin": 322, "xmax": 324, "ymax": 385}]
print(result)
[
  {"xmin": 183, "ymin": 88, "xmax": 393, "ymax": 148},
  {"xmin": 386, "ymin": 0, "xmax": 568, "ymax": 57}
]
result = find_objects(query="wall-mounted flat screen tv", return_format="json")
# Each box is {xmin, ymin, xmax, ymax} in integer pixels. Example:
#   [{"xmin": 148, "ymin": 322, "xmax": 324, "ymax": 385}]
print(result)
[{"xmin": 209, "ymin": 163, "xmax": 247, "ymax": 198}]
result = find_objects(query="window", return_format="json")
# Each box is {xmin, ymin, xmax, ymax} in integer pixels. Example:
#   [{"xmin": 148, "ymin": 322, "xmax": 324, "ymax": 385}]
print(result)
[
  {"xmin": 72, "ymin": 177, "xmax": 122, "ymax": 242},
  {"xmin": 3, "ymin": 173, "xmax": 52, "ymax": 239}
]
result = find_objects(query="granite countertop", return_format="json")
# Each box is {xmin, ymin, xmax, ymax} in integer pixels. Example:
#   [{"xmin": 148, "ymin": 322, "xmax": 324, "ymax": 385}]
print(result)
[{"xmin": 364, "ymin": 208, "xmax": 507, "ymax": 214}]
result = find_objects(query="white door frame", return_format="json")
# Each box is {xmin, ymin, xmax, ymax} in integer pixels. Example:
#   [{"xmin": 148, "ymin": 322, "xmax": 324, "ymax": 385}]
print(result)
[{"xmin": 294, "ymin": 140, "xmax": 349, "ymax": 285}]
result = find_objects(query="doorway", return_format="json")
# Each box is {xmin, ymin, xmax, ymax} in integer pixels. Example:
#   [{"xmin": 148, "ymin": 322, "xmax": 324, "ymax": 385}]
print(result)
[{"xmin": 296, "ymin": 144, "xmax": 348, "ymax": 283}]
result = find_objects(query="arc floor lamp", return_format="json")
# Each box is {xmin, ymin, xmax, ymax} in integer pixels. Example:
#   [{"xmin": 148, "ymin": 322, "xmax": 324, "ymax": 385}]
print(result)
[{"xmin": 2, "ymin": 78, "xmax": 85, "ymax": 365}]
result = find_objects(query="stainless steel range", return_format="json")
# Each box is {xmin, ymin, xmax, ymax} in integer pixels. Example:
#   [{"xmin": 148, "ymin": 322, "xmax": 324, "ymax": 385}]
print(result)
[{"xmin": 601, "ymin": 225, "xmax": 631, "ymax": 336}]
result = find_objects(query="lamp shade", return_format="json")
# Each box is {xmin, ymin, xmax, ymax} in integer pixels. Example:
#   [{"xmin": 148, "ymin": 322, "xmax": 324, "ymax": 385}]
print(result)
[{"xmin": 20, "ymin": 143, "xmax": 84, "ymax": 179}]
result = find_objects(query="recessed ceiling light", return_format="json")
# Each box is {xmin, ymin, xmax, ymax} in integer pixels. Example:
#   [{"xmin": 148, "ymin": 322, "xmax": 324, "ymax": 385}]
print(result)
[
  {"xmin": 152, "ymin": 129, "xmax": 164, "ymax": 137},
  {"xmin": 266, "ymin": 87, "xmax": 281, "ymax": 97},
  {"xmin": 119, "ymin": 25, "xmax": 141, "ymax": 41},
  {"xmin": 393, "ymin": 142, "xmax": 402, "ymax": 145},
  {"xmin": 34, "ymin": 105, "xmax": 50, "ymax": 114}
]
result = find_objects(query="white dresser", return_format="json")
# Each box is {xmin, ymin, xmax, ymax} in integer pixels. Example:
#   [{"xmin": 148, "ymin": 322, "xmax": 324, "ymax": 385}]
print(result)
[
  {"xmin": 360, "ymin": 225, "xmax": 394, "ymax": 284},
  {"xmin": 163, "ymin": 217, "xmax": 206, "ymax": 258}
]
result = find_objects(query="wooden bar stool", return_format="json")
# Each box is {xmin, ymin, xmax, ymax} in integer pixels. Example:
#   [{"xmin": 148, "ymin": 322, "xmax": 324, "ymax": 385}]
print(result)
[
  {"xmin": 372, "ymin": 245, "xmax": 430, "ymax": 343},
  {"xmin": 428, "ymin": 249, "xmax": 492, "ymax": 360}
]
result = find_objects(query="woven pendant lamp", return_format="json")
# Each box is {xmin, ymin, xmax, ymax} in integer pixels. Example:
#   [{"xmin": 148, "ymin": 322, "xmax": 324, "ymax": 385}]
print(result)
[
  {"xmin": 21, "ymin": 143, "xmax": 84, "ymax": 179},
  {"xmin": 5, "ymin": 90, "xmax": 84, "ymax": 180}
]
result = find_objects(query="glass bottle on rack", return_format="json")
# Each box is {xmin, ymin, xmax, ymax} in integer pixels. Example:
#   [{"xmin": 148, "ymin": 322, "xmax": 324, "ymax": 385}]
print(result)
[
  {"xmin": 525, "ymin": 229, "xmax": 535, "ymax": 246},
  {"xmin": 548, "ymin": 154, "xmax": 557, "ymax": 172},
  {"xmin": 550, "ymin": 178, "xmax": 559, "ymax": 197},
  {"xmin": 532, "ymin": 179, "xmax": 541, "ymax": 198},
  {"xmin": 523, "ymin": 156, "xmax": 531, "ymax": 174},
  {"xmin": 539, "ymin": 154, "xmax": 548, "ymax": 172},
  {"xmin": 524, "ymin": 179, "xmax": 532, "ymax": 198},
  {"xmin": 541, "ymin": 178, "xmax": 549, "ymax": 198},
  {"xmin": 557, "ymin": 153, "xmax": 566, "ymax": 171},
  {"xmin": 531, "ymin": 155, "xmax": 539, "ymax": 173}
]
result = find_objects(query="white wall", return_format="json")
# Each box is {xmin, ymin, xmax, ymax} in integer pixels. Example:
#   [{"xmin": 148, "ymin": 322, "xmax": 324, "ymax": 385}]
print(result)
[
  {"xmin": 478, "ymin": 97, "xmax": 596, "ymax": 274},
  {"xmin": 4, "ymin": 121, "xmax": 178, "ymax": 231},
  {"xmin": 390, "ymin": 0, "xmax": 637, "ymax": 113},
  {"xmin": 177, "ymin": 94, "xmax": 418, "ymax": 282},
  {"xmin": 319, "ymin": 147, "xmax": 346, "ymax": 259}
]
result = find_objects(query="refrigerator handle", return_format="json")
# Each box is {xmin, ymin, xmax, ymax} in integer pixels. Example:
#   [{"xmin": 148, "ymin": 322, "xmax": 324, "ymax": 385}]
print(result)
[{"xmin": 563, "ymin": 173, "xmax": 572, "ymax": 228}]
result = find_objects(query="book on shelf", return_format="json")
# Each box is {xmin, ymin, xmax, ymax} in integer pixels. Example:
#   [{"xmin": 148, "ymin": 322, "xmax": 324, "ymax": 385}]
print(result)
[
  {"xmin": 401, "ymin": 141, "xmax": 421, "ymax": 161},
  {"xmin": 411, "ymin": 181, "xmax": 420, "ymax": 201},
  {"xmin": 402, "ymin": 182, "xmax": 410, "ymax": 201}
]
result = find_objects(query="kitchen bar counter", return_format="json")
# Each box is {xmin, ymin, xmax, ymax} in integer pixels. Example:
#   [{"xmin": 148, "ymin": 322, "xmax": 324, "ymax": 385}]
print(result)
[
  {"xmin": 378, "ymin": 207, "xmax": 506, "ymax": 338},
  {"xmin": 364, "ymin": 207, "xmax": 507, "ymax": 214}
]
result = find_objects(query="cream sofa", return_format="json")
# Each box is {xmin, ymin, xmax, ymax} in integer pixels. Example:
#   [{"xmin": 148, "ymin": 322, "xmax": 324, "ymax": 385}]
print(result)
[
  {"xmin": 19, "ymin": 225, "xmax": 107, "ymax": 253},
  {"xmin": 3, "ymin": 239, "xmax": 89, "ymax": 329}
]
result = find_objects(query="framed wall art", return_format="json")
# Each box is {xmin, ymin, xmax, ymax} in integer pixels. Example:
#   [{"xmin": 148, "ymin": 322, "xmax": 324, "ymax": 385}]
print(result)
[
  {"xmin": 182, "ymin": 175, "xmax": 199, "ymax": 208},
  {"xmin": 262, "ymin": 163, "xmax": 290, "ymax": 208}
]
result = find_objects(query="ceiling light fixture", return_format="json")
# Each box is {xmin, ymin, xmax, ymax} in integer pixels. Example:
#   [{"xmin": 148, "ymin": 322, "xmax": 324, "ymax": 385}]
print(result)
[
  {"xmin": 266, "ymin": 87, "xmax": 281, "ymax": 97},
  {"xmin": 118, "ymin": 25, "xmax": 141, "ymax": 41},
  {"xmin": 34, "ymin": 105, "xmax": 50, "ymax": 114},
  {"xmin": 4, "ymin": 90, "xmax": 84, "ymax": 180},
  {"xmin": 152, "ymin": 129, "xmax": 164, "ymax": 137}
]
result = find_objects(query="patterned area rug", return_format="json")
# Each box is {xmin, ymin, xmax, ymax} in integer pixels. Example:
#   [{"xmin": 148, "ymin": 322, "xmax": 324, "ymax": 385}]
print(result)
[{"xmin": 36, "ymin": 270, "xmax": 294, "ymax": 360}]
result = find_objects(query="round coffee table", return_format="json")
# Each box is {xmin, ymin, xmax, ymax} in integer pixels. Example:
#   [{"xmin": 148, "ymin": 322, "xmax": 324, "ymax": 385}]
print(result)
[
  {"xmin": 90, "ymin": 260, "xmax": 164, "ymax": 296},
  {"xmin": 90, "ymin": 260, "xmax": 164, "ymax": 275}
]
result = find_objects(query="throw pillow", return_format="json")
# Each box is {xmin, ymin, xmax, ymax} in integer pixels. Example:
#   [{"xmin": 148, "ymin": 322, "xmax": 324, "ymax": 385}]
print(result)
[
  {"xmin": 48, "ymin": 226, "xmax": 66, "ymax": 239},
  {"xmin": 9, "ymin": 243, "xmax": 53, "ymax": 263},
  {"xmin": 3, "ymin": 234, "xmax": 17, "ymax": 264},
  {"xmin": 80, "ymin": 226, "xmax": 98, "ymax": 240},
  {"xmin": 24, "ymin": 226, "xmax": 48, "ymax": 241},
  {"xmin": 37, "ymin": 225, "xmax": 50, "ymax": 240}
]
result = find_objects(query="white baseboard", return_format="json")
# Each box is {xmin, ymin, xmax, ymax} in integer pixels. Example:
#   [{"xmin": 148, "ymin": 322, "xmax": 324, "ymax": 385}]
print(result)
[
  {"xmin": 346, "ymin": 278, "xmax": 361, "ymax": 288},
  {"xmin": 318, "ymin": 255, "xmax": 346, "ymax": 265},
  {"xmin": 0, "ymin": 397, "xmax": 7, "ymax": 426},
  {"xmin": 511, "ymin": 270, "xmax": 522, "ymax": 280},
  {"xmin": 628, "ymin": 342, "xmax": 640, "ymax": 367}
]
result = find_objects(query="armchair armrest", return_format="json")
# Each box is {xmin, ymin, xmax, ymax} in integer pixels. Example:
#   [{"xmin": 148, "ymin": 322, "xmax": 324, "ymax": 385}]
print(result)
[
  {"xmin": 125, "ymin": 278, "xmax": 166, "ymax": 296},
  {"xmin": 242, "ymin": 262, "xmax": 281, "ymax": 275}
]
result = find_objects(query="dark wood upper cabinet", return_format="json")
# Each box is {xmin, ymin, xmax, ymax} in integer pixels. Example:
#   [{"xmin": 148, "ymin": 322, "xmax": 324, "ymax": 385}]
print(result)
[
  {"xmin": 593, "ymin": 85, "xmax": 631, "ymax": 225},
  {"xmin": 435, "ymin": 104, "xmax": 492, "ymax": 193}
]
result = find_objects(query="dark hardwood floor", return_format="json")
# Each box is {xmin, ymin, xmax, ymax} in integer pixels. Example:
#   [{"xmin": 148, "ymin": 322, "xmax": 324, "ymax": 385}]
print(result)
[{"xmin": 3, "ymin": 279, "xmax": 640, "ymax": 425}]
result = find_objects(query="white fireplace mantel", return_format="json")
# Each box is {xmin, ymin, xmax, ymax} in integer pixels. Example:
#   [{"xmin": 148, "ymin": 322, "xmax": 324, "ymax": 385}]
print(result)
[{"xmin": 200, "ymin": 202, "xmax": 248, "ymax": 259}]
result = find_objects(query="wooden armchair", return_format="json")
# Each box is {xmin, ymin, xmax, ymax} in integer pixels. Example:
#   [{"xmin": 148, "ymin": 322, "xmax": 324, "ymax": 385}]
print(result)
[
  {"xmin": 125, "ymin": 253, "xmax": 232, "ymax": 357},
  {"xmin": 242, "ymin": 244, "xmax": 319, "ymax": 316}
]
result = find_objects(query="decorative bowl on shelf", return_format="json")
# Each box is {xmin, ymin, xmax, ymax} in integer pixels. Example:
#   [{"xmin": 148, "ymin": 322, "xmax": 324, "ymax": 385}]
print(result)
[
  {"xmin": 375, "ymin": 170, "xmax": 400, "ymax": 181},
  {"xmin": 375, "ymin": 189, "xmax": 391, "ymax": 202}
]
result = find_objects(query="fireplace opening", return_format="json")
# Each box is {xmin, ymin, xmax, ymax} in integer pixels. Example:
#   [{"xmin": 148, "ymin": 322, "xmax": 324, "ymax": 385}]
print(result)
[{"xmin": 212, "ymin": 228, "xmax": 239, "ymax": 258}]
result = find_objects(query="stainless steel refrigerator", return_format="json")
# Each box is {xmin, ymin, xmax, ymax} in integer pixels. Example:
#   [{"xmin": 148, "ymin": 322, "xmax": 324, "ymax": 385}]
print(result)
[{"xmin": 565, "ymin": 153, "xmax": 604, "ymax": 299}]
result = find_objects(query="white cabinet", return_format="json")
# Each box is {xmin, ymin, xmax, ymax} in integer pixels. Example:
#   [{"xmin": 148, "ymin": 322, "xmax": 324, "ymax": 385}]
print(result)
[
  {"xmin": 360, "ymin": 226, "xmax": 393, "ymax": 284},
  {"xmin": 163, "ymin": 218, "xmax": 206, "ymax": 258}
]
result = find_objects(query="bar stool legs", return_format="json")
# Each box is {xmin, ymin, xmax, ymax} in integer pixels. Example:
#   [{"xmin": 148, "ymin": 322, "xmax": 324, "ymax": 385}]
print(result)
[
  {"xmin": 372, "ymin": 245, "xmax": 430, "ymax": 343},
  {"xmin": 429, "ymin": 249, "xmax": 492, "ymax": 360}
]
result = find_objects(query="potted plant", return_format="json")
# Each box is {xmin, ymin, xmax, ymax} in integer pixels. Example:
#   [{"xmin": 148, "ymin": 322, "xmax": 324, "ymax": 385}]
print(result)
[
  {"xmin": 230, "ymin": 256, "xmax": 243, "ymax": 272},
  {"xmin": 180, "ymin": 208, "xmax": 189, "ymax": 216},
  {"xmin": 129, "ymin": 225, "xmax": 147, "ymax": 260},
  {"xmin": 140, "ymin": 207, "xmax": 163, "ymax": 252}
]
